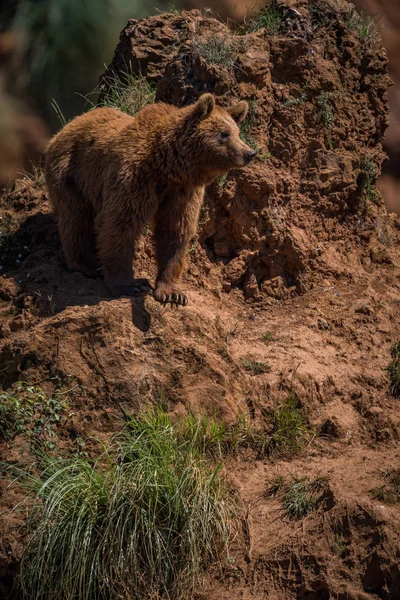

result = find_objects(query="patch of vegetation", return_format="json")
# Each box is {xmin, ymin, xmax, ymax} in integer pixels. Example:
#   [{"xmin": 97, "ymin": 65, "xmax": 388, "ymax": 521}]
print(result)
[
  {"xmin": 239, "ymin": 99, "xmax": 259, "ymax": 151},
  {"xmin": 0, "ymin": 382, "xmax": 67, "ymax": 450},
  {"xmin": 216, "ymin": 172, "xmax": 229, "ymax": 191},
  {"xmin": 386, "ymin": 342, "xmax": 400, "ymax": 397},
  {"xmin": 268, "ymin": 393, "xmax": 311, "ymax": 455},
  {"xmin": 358, "ymin": 156, "xmax": 380, "ymax": 205},
  {"xmin": 345, "ymin": 6, "xmax": 377, "ymax": 46},
  {"xmin": 180, "ymin": 395, "xmax": 310, "ymax": 458},
  {"xmin": 316, "ymin": 91, "xmax": 336, "ymax": 150},
  {"xmin": 261, "ymin": 330, "xmax": 274, "ymax": 343},
  {"xmin": 268, "ymin": 474, "xmax": 329, "ymax": 519},
  {"xmin": 97, "ymin": 73, "xmax": 156, "ymax": 116},
  {"xmin": 284, "ymin": 83, "xmax": 309, "ymax": 107},
  {"xmin": 240, "ymin": 1, "xmax": 287, "ymax": 35},
  {"xmin": 241, "ymin": 357, "xmax": 271, "ymax": 375},
  {"xmin": 371, "ymin": 469, "xmax": 400, "ymax": 504},
  {"xmin": 15, "ymin": 408, "xmax": 236, "ymax": 600},
  {"xmin": 192, "ymin": 34, "xmax": 237, "ymax": 68}
]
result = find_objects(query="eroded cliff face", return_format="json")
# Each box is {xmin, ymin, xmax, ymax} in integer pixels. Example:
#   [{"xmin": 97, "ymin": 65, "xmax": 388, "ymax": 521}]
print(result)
[
  {"xmin": 1, "ymin": 4, "xmax": 400, "ymax": 600},
  {"xmin": 100, "ymin": 2, "xmax": 392, "ymax": 299}
]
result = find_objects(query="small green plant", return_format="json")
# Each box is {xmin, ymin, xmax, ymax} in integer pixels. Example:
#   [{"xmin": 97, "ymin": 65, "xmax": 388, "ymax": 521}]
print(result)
[
  {"xmin": 386, "ymin": 342, "xmax": 400, "ymax": 397},
  {"xmin": 371, "ymin": 469, "xmax": 400, "ymax": 504},
  {"xmin": 192, "ymin": 34, "xmax": 237, "ymax": 68},
  {"xmin": 241, "ymin": 1, "xmax": 287, "ymax": 35},
  {"xmin": 216, "ymin": 172, "xmax": 228, "ymax": 191},
  {"xmin": 345, "ymin": 6, "xmax": 377, "ymax": 46},
  {"xmin": 316, "ymin": 91, "xmax": 336, "ymax": 150},
  {"xmin": 268, "ymin": 393, "xmax": 311, "ymax": 455},
  {"xmin": 97, "ymin": 73, "xmax": 156, "ymax": 116},
  {"xmin": 239, "ymin": 99, "xmax": 259, "ymax": 151},
  {"xmin": 284, "ymin": 83, "xmax": 309, "ymax": 107},
  {"xmin": 0, "ymin": 383, "xmax": 67, "ymax": 449},
  {"xmin": 268, "ymin": 474, "xmax": 329, "ymax": 519},
  {"xmin": 241, "ymin": 357, "xmax": 271, "ymax": 375},
  {"xmin": 358, "ymin": 156, "xmax": 380, "ymax": 205},
  {"xmin": 15, "ymin": 408, "xmax": 235, "ymax": 600},
  {"xmin": 261, "ymin": 330, "xmax": 274, "ymax": 343}
]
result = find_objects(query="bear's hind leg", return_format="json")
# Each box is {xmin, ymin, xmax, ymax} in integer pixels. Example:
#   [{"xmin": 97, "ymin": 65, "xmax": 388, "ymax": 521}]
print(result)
[
  {"xmin": 95, "ymin": 208, "xmax": 151, "ymax": 297},
  {"xmin": 53, "ymin": 182, "xmax": 99, "ymax": 278}
]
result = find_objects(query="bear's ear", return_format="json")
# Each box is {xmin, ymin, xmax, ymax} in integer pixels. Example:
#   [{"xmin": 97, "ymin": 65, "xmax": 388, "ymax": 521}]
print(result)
[
  {"xmin": 192, "ymin": 93, "xmax": 215, "ymax": 121},
  {"xmin": 226, "ymin": 101, "xmax": 249, "ymax": 124}
]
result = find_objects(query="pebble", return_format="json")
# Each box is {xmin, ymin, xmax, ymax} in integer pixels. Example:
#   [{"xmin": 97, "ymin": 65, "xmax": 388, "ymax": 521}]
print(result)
[
  {"xmin": 16, "ymin": 259, "xmax": 20, "ymax": 264},
  {"xmin": 18, "ymin": 253, "xmax": 22, "ymax": 258},
  {"xmin": 0, "ymin": 266, "xmax": 3, "ymax": 270}
]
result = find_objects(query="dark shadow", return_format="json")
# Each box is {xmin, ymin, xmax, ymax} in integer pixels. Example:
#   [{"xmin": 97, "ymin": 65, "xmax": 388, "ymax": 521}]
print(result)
[{"xmin": 1, "ymin": 211, "xmax": 152, "ymax": 333}]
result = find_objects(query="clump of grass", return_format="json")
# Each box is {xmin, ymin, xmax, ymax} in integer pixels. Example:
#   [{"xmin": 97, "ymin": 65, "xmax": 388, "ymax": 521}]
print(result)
[
  {"xmin": 261, "ymin": 330, "xmax": 274, "ymax": 343},
  {"xmin": 241, "ymin": 1, "xmax": 287, "ymax": 35},
  {"xmin": 192, "ymin": 34, "xmax": 237, "ymax": 67},
  {"xmin": 239, "ymin": 99, "xmax": 259, "ymax": 151},
  {"xmin": 268, "ymin": 474, "xmax": 329, "ymax": 519},
  {"xmin": 268, "ymin": 393, "xmax": 311, "ymax": 455},
  {"xmin": 316, "ymin": 91, "xmax": 336, "ymax": 150},
  {"xmin": 371, "ymin": 469, "xmax": 400, "ymax": 504},
  {"xmin": 358, "ymin": 156, "xmax": 380, "ymax": 205},
  {"xmin": 241, "ymin": 357, "xmax": 271, "ymax": 375},
  {"xmin": 386, "ymin": 342, "xmax": 400, "ymax": 397},
  {"xmin": 0, "ymin": 382, "xmax": 67, "ymax": 450},
  {"xmin": 16, "ymin": 408, "xmax": 236, "ymax": 600},
  {"xmin": 97, "ymin": 73, "xmax": 155, "ymax": 116},
  {"xmin": 345, "ymin": 6, "xmax": 377, "ymax": 46}
]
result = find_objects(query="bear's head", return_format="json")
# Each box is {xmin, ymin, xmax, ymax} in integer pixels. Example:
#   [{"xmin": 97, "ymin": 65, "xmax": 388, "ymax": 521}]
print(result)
[{"xmin": 185, "ymin": 94, "xmax": 256, "ymax": 179}]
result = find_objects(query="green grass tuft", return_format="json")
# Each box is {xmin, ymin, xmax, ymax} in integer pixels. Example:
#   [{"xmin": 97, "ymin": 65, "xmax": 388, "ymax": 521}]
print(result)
[
  {"xmin": 15, "ymin": 407, "xmax": 236, "ymax": 600},
  {"xmin": 316, "ymin": 91, "xmax": 336, "ymax": 150},
  {"xmin": 358, "ymin": 156, "xmax": 380, "ymax": 206},
  {"xmin": 261, "ymin": 330, "xmax": 274, "ymax": 343},
  {"xmin": 192, "ymin": 34, "xmax": 237, "ymax": 68},
  {"xmin": 371, "ymin": 469, "xmax": 400, "ymax": 504},
  {"xmin": 386, "ymin": 342, "xmax": 400, "ymax": 397},
  {"xmin": 268, "ymin": 393, "xmax": 311, "ymax": 455},
  {"xmin": 97, "ymin": 73, "xmax": 156, "ymax": 116},
  {"xmin": 345, "ymin": 6, "xmax": 377, "ymax": 45},
  {"xmin": 268, "ymin": 474, "xmax": 329, "ymax": 519},
  {"xmin": 241, "ymin": 357, "xmax": 271, "ymax": 375},
  {"xmin": 240, "ymin": 1, "xmax": 286, "ymax": 35}
]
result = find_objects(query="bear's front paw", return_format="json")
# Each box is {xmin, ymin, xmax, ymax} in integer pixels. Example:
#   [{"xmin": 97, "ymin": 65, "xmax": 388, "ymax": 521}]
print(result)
[{"xmin": 154, "ymin": 284, "xmax": 188, "ymax": 306}]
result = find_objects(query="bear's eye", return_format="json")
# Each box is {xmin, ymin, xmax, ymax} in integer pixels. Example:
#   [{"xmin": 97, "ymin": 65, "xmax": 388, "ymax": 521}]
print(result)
[{"xmin": 220, "ymin": 131, "xmax": 230, "ymax": 139}]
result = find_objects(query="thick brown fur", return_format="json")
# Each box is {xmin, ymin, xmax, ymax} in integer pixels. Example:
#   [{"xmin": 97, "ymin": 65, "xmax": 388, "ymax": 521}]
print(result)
[{"xmin": 44, "ymin": 94, "xmax": 255, "ymax": 305}]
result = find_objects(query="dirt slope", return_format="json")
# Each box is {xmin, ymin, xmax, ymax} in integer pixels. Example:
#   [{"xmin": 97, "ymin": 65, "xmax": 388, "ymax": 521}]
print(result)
[{"xmin": 1, "ymin": 3, "xmax": 400, "ymax": 599}]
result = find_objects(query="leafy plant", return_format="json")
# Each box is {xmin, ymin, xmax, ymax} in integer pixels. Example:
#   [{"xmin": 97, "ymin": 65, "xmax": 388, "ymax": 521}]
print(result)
[
  {"xmin": 386, "ymin": 342, "xmax": 400, "ymax": 397},
  {"xmin": 0, "ymin": 382, "xmax": 67, "ymax": 449},
  {"xmin": 15, "ymin": 408, "xmax": 236, "ymax": 600}
]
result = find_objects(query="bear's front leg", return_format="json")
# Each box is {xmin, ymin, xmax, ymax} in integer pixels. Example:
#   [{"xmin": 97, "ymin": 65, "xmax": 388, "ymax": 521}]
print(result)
[{"xmin": 154, "ymin": 188, "xmax": 203, "ymax": 306}]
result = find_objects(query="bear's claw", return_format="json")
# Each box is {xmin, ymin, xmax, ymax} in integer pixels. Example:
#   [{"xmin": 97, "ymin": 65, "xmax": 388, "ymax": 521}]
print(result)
[{"xmin": 155, "ymin": 291, "xmax": 188, "ymax": 306}]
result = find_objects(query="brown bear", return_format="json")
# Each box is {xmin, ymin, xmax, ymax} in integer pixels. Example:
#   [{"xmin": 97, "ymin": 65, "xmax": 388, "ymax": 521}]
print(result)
[{"xmin": 44, "ymin": 93, "xmax": 255, "ymax": 306}]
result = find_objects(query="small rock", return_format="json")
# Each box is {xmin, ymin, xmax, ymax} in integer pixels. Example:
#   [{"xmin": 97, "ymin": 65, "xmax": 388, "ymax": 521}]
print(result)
[
  {"xmin": 366, "ymin": 406, "xmax": 384, "ymax": 417},
  {"xmin": 318, "ymin": 317, "xmax": 329, "ymax": 330}
]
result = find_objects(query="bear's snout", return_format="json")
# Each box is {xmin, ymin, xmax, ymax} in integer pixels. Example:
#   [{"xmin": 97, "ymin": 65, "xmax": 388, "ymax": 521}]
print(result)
[{"xmin": 245, "ymin": 150, "xmax": 257, "ymax": 163}]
